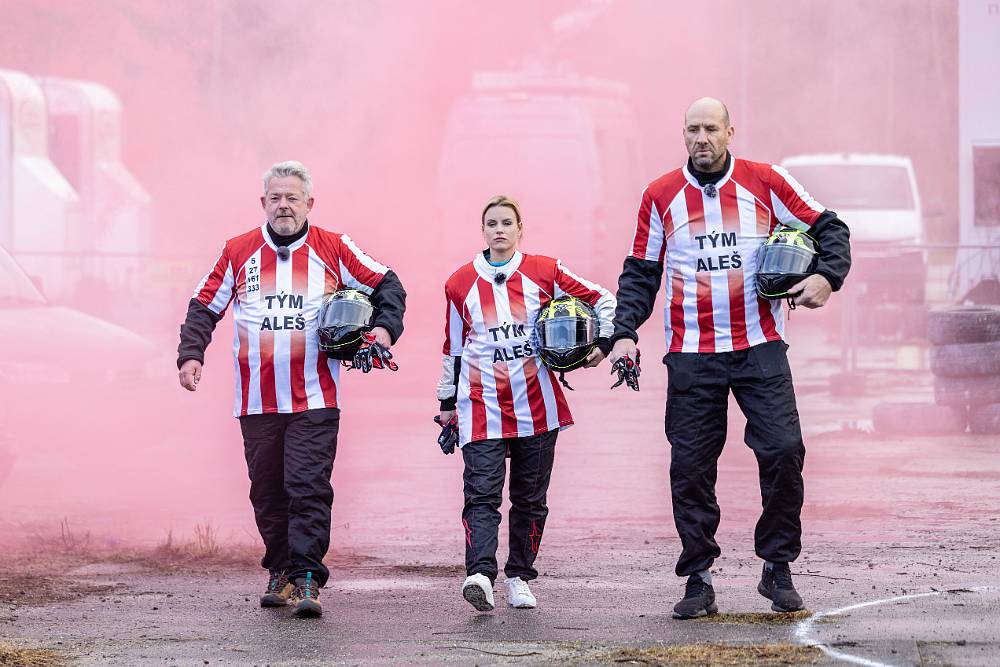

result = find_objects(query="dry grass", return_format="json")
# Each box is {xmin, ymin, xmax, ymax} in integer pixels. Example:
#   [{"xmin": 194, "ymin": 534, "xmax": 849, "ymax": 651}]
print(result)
[
  {"xmin": 695, "ymin": 610, "xmax": 812, "ymax": 625},
  {"xmin": 0, "ymin": 642, "xmax": 66, "ymax": 666},
  {"xmin": 601, "ymin": 643, "xmax": 821, "ymax": 666}
]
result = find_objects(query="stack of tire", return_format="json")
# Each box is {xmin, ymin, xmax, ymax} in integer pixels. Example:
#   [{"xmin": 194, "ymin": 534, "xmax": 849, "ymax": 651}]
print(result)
[
  {"xmin": 873, "ymin": 306, "xmax": 1000, "ymax": 436},
  {"xmin": 928, "ymin": 306, "xmax": 1000, "ymax": 435}
]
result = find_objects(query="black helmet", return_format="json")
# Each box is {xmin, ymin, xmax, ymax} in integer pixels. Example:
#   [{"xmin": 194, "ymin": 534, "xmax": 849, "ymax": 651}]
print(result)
[
  {"xmin": 317, "ymin": 289, "xmax": 374, "ymax": 360},
  {"xmin": 756, "ymin": 228, "xmax": 818, "ymax": 300},
  {"xmin": 535, "ymin": 296, "xmax": 597, "ymax": 372}
]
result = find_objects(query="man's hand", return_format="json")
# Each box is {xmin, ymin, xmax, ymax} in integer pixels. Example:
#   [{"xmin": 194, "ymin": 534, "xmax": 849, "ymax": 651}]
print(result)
[
  {"xmin": 178, "ymin": 359, "xmax": 202, "ymax": 391},
  {"xmin": 582, "ymin": 347, "xmax": 606, "ymax": 368},
  {"xmin": 788, "ymin": 274, "xmax": 832, "ymax": 309},
  {"xmin": 609, "ymin": 338, "xmax": 637, "ymax": 365},
  {"xmin": 439, "ymin": 409, "xmax": 456, "ymax": 425},
  {"xmin": 371, "ymin": 326, "xmax": 392, "ymax": 348}
]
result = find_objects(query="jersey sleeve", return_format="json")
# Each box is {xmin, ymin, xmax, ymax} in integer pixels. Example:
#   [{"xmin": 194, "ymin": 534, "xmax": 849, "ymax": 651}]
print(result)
[
  {"xmin": 442, "ymin": 283, "xmax": 468, "ymax": 356},
  {"xmin": 552, "ymin": 259, "xmax": 617, "ymax": 339},
  {"xmin": 192, "ymin": 244, "xmax": 236, "ymax": 316},
  {"xmin": 629, "ymin": 187, "xmax": 668, "ymax": 263},
  {"xmin": 337, "ymin": 234, "xmax": 390, "ymax": 293},
  {"xmin": 769, "ymin": 165, "xmax": 825, "ymax": 230}
]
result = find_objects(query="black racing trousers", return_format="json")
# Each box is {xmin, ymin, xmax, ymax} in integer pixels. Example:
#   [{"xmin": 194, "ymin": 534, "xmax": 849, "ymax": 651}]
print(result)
[
  {"xmin": 665, "ymin": 341, "xmax": 805, "ymax": 577},
  {"xmin": 239, "ymin": 408, "xmax": 340, "ymax": 587},
  {"xmin": 462, "ymin": 430, "xmax": 558, "ymax": 585}
]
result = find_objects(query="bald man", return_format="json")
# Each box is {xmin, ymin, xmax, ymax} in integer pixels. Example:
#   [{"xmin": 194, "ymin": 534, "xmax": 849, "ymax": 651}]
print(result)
[{"xmin": 609, "ymin": 98, "xmax": 851, "ymax": 618}]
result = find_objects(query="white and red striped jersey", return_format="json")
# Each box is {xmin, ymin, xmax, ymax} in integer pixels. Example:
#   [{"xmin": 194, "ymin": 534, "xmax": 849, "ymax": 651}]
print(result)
[
  {"xmin": 630, "ymin": 157, "xmax": 825, "ymax": 353},
  {"xmin": 441, "ymin": 251, "xmax": 615, "ymax": 447},
  {"xmin": 193, "ymin": 223, "xmax": 390, "ymax": 416}
]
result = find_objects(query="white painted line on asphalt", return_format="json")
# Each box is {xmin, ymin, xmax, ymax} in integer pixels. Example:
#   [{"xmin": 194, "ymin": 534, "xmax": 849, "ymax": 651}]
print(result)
[{"xmin": 793, "ymin": 585, "xmax": 999, "ymax": 667}]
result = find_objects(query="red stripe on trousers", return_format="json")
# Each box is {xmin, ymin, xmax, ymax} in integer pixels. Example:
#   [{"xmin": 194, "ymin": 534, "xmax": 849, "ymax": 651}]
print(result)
[
  {"xmin": 669, "ymin": 270, "xmax": 686, "ymax": 352},
  {"xmin": 520, "ymin": 358, "xmax": 550, "ymax": 434},
  {"xmin": 469, "ymin": 362, "xmax": 488, "ymax": 440},
  {"xmin": 492, "ymin": 363, "xmax": 519, "ymax": 436},
  {"xmin": 258, "ymin": 249, "xmax": 278, "ymax": 412},
  {"xmin": 290, "ymin": 249, "xmax": 309, "ymax": 411},
  {"xmin": 695, "ymin": 272, "xmax": 715, "ymax": 353}
]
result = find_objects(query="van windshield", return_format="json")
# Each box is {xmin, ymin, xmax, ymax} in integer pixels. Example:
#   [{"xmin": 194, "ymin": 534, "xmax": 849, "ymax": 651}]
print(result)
[
  {"xmin": 784, "ymin": 165, "xmax": 915, "ymax": 211},
  {"xmin": 0, "ymin": 248, "xmax": 47, "ymax": 307}
]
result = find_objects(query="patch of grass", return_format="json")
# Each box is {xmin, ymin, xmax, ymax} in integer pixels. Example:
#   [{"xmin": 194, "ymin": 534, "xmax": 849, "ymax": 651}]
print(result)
[
  {"xmin": 695, "ymin": 610, "xmax": 812, "ymax": 625},
  {"xmin": 382, "ymin": 563, "xmax": 466, "ymax": 577},
  {"xmin": 0, "ymin": 641, "xmax": 66, "ymax": 666},
  {"xmin": 601, "ymin": 643, "xmax": 821, "ymax": 666}
]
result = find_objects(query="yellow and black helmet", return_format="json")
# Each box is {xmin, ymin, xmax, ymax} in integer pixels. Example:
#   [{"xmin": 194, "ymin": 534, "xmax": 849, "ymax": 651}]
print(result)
[
  {"xmin": 534, "ymin": 296, "xmax": 597, "ymax": 372},
  {"xmin": 317, "ymin": 289, "xmax": 374, "ymax": 359},
  {"xmin": 756, "ymin": 228, "xmax": 818, "ymax": 300}
]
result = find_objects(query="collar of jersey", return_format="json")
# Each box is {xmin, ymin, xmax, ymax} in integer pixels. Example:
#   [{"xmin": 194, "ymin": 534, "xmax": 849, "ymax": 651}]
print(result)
[
  {"xmin": 260, "ymin": 222, "xmax": 309, "ymax": 253},
  {"xmin": 474, "ymin": 249, "xmax": 523, "ymax": 282},
  {"xmin": 682, "ymin": 154, "xmax": 736, "ymax": 191}
]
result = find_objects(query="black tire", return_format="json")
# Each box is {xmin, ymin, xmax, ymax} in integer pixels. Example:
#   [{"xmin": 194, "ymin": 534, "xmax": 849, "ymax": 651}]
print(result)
[
  {"xmin": 934, "ymin": 374, "xmax": 1000, "ymax": 407},
  {"xmin": 969, "ymin": 403, "xmax": 1000, "ymax": 435},
  {"xmin": 872, "ymin": 402, "xmax": 967, "ymax": 436},
  {"xmin": 927, "ymin": 306, "xmax": 1000, "ymax": 345},
  {"xmin": 929, "ymin": 341, "xmax": 1000, "ymax": 378}
]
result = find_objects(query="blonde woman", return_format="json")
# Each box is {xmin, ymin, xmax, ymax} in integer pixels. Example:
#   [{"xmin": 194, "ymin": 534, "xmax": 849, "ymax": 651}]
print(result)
[{"xmin": 437, "ymin": 195, "xmax": 616, "ymax": 611}]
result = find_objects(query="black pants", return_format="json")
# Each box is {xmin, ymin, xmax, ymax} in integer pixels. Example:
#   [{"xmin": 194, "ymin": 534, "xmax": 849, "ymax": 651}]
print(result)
[
  {"xmin": 665, "ymin": 341, "xmax": 805, "ymax": 577},
  {"xmin": 239, "ymin": 407, "xmax": 340, "ymax": 587},
  {"xmin": 462, "ymin": 430, "xmax": 558, "ymax": 584}
]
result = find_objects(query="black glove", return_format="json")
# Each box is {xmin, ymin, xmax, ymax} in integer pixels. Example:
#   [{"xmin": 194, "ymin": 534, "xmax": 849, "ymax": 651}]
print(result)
[
  {"xmin": 610, "ymin": 349, "xmax": 641, "ymax": 391},
  {"xmin": 434, "ymin": 415, "xmax": 459, "ymax": 454},
  {"xmin": 346, "ymin": 331, "xmax": 399, "ymax": 373}
]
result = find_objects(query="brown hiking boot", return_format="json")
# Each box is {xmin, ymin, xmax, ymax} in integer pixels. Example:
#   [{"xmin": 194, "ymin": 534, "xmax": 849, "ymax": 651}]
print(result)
[
  {"xmin": 291, "ymin": 572, "xmax": 322, "ymax": 617},
  {"xmin": 260, "ymin": 569, "xmax": 294, "ymax": 607}
]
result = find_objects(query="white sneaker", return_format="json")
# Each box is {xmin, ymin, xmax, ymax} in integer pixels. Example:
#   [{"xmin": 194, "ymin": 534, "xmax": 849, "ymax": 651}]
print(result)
[
  {"xmin": 505, "ymin": 576, "xmax": 537, "ymax": 608},
  {"xmin": 462, "ymin": 573, "xmax": 495, "ymax": 611}
]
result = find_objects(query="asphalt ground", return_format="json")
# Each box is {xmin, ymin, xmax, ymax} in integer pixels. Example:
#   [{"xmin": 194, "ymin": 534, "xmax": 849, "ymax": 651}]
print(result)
[{"xmin": 2, "ymin": 328, "xmax": 999, "ymax": 666}]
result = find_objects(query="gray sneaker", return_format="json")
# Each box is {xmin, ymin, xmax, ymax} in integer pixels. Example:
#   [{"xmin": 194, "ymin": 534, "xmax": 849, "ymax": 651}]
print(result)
[
  {"xmin": 672, "ymin": 574, "xmax": 718, "ymax": 619},
  {"xmin": 757, "ymin": 563, "xmax": 804, "ymax": 612}
]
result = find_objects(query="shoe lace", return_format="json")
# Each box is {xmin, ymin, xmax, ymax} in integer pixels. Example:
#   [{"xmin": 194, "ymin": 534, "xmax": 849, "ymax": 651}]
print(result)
[
  {"xmin": 771, "ymin": 564, "xmax": 794, "ymax": 589},
  {"xmin": 296, "ymin": 572, "xmax": 317, "ymax": 599},
  {"xmin": 510, "ymin": 578, "xmax": 531, "ymax": 596},
  {"xmin": 684, "ymin": 575, "xmax": 709, "ymax": 598},
  {"xmin": 267, "ymin": 571, "xmax": 287, "ymax": 593}
]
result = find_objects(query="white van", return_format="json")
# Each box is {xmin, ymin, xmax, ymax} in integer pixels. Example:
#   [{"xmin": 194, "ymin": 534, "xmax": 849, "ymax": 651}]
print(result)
[
  {"xmin": 436, "ymin": 68, "xmax": 643, "ymax": 283},
  {"xmin": 780, "ymin": 153, "xmax": 927, "ymax": 309}
]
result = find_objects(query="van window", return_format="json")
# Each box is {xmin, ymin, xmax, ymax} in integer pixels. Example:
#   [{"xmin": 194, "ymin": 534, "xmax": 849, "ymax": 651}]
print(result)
[{"xmin": 784, "ymin": 165, "xmax": 915, "ymax": 211}]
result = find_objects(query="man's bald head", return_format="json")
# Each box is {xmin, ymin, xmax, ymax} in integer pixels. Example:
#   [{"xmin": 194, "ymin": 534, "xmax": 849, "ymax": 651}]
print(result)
[
  {"xmin": 685, "ymin": 97, "xmax": 730, "ymax": 127},
  {"xmin": 682, "ymin": 97, "xmax": 734, "ymax": 172}
]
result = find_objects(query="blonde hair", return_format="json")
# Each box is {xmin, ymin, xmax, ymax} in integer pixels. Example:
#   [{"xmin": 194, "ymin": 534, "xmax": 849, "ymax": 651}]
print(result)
[{"xmin": 481, "ymin": 195, "xmax": 522, "ymax": 224}]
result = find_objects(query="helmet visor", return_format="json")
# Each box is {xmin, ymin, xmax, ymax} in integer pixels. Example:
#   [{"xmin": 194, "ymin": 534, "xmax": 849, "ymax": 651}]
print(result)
[
  {"xmin": 758, "ymin": 243, "xmax": 815, "ymax": 275},
  {"xmin": 538, "ymin": 316, "xmax": 595, "ymax": 350},
  {"xmin": 320, "ymin": 297, "xmax": 373, "ymax": 329}
]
